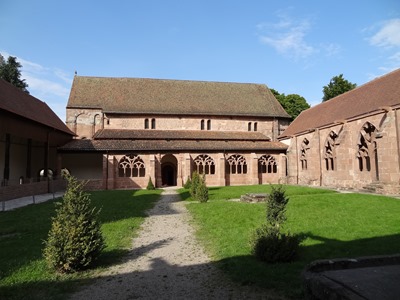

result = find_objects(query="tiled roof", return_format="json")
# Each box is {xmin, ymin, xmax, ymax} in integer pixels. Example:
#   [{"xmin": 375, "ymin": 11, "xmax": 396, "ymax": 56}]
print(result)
[
  {"xmin": 67, "ymin": 76, "xmax": 291, "ymax": 118},
  {"xmin": 93, "ymin": 129, "xmax": 271, "ymax": 141},
  {"xmin": 279, "ymin": 68, "xmax": 400, "ymax": 139},
  {"xmin": 60, "ymin": 129, "xmax": 286, "ymax": 152},
  {"xmin": 58, "ymin": 139, "xmax": 287, "ymax": 152},
  {"xmin": 0, "ymin": 79, "xmax": 74, "ymax": 135}
]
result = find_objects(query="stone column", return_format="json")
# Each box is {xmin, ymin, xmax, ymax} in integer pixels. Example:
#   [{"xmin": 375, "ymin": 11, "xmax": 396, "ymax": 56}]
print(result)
[
  {"xmin": 149, "ymin": 154, "xmax": 156, "ymax": 187},
  {"xmin": 218, "ymin": 153, "xmax": 226, "ymax": 186},
  {"xmin": 250, "ymin": 153, "xmax": 259, "ymax": 185}
]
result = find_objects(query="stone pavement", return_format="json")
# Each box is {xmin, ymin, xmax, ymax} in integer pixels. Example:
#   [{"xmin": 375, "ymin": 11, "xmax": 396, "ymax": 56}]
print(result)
[
  {"xmin": 1, "ymin": 191, "xmax": 64, "ymax": 211},
  {"xmin": 302, "ymin": 254, "xmax": 400, "ymax": 300}
]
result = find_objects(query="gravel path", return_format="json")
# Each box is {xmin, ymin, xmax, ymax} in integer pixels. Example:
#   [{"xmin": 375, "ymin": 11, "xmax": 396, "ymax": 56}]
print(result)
[{"xmin": 70, "ymin": 188, "xmax": 285, "ymax": 300}]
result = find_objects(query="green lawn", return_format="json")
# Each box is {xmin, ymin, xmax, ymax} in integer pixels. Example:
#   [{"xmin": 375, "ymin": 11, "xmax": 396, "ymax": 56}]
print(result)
[
  {"xmin": 0, "ymin": 189, "xmax": 161, "ymax": 300},
  {"xmin": 180, "ymin": 185, "xmax": 400, "ymax": 298}
]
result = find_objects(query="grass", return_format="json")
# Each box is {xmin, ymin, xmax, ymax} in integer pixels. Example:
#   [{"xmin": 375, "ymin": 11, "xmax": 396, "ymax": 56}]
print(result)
[
  {"xmin": 0, "ymin": 189, "xmax": 162, "ymax": 300},
  {"xmin": 179, "ymin": 185, "xmax": 400, "ymax": 298}
]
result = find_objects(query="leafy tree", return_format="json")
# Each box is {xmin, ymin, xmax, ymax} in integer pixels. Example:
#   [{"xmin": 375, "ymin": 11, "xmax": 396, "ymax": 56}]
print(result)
[
  {"xmin": 0, "ymin": 53, "xmax": 29, "ymax": 93},
  {"xmin": 271, "ymin": 89, "xmax": 310, "ymax": 120},
  {"xmin": 43, "ymin": 175, "xmax": 105, "ymax": 273},
  {"xmin": 322, "ymin": 74, "xmax": 356, "ymax": 102}
]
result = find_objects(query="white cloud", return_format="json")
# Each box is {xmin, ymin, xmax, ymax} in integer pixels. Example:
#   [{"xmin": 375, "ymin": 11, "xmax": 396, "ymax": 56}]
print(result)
[
  {"xmin": 1, "ymin": 50, "xmax": 72, "ymax": 120},
  {"xmin": 368, "ymin": 19, "xmax": 400, "ymax": 48},
  {"xmin": 257, "ymin": 13, "xmax": 316, "ymax": 60}
]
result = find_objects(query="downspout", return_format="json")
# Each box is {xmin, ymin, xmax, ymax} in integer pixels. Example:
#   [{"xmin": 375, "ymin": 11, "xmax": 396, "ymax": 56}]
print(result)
[
  {"xmin": 105, "ymin": 151, "xmax": 109, "ymax": 190},
  {"xmin": 395, "ymin": 109, "xmax": 400, "ymax": 173},
  {"xmin": 317, "ymin": 129, "xmax": 322, "ymax": 186},
  {"xmin": 295, "ymin": 135, "xmax": 299, "ymax": 184}
]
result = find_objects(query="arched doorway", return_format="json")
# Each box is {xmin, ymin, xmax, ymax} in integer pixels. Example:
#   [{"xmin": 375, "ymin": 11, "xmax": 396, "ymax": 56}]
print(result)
[{"xmin": 161, "ymin": 154, "xmax": 177, "ymax": 186}]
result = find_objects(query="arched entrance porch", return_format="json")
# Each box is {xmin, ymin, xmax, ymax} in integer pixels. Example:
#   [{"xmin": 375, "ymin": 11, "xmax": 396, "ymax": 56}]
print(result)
[{"xmin": 161, "ymin": 154, "xmax": 178, "ymax": 186}]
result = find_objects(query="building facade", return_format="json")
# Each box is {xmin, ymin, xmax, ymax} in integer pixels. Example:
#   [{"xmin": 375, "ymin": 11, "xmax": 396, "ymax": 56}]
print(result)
[
  {"xmin": 0, "ymin": 79, "xmax": 74, "ymax": 201},
  {"xmin": 60, "ymin": 76, "xmax": 291, "ymax": 189},
  {"xmin": 279, "ymin": 68, "xmax": 400, "ymax": 195}
]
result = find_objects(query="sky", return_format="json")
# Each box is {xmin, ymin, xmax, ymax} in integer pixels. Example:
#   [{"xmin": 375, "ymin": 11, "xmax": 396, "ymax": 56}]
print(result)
[{"xmin": 1, "ymin": 0, "xmax": 400, "ymax": 122}]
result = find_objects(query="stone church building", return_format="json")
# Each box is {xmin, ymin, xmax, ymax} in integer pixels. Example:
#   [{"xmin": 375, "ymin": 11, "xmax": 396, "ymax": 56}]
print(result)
[
  {"xmin": 59, "ymin": 76, "xmax": 291, "ymax": 189},
  {"xmin": 279, "ymin": 68, "xmax": 400, "ymax": 194}
]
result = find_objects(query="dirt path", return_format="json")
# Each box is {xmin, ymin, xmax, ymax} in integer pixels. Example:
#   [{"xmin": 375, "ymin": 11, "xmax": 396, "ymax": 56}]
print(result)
[{"xmin": 70, "ymin": 188, "xmax": 284, "ymax": 300}]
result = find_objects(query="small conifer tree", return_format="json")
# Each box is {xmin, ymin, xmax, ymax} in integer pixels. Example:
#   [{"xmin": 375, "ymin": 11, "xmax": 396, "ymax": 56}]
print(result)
[
  {"xmin": 196, "ymin": 174, "xmax": 209, "ymax": 203},
  {"xmin": 183, "ymin": 176, "xmax": 192, "ymax": 189},
  {"xmin": 190, "ymin": 171, "xmax": 200, "ymax": 199},
  {"xmin": 43, "ymin": 175, "xmax": 105, "ymax": 273},
  {"xmin": 147, "ymin": 176, "xmax": 155, "ymax": 190}
]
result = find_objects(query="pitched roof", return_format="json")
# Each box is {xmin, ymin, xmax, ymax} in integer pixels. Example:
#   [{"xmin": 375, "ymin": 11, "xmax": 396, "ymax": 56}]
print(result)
[
  {"xmin": 59, "ymin": 129, "xmax": 287, "ymax": 152},
  {"xmin": 93, "ymin": 129, "xmax": 271, "ymax": 141},
  {"xmin": 0, "ymin": 79, "xmax": 74, "ymax": 135},
  {"xmin": 279, "ymin": 68, "xmax": 400, "ymax": 139},
  {"xmin": 58, "ymin": 139, "xmax": 287, "ymax": 152},
  {"xmin": 67, "ymin": 76, "xmax": 291, "ymax": 118}
]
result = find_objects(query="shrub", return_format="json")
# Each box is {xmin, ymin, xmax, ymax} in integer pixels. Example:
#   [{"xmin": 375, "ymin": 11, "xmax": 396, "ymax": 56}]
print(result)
[
  {"xmin": 190, "ymin": 171, "xmax": 200, "ymax": 199},
  {"xmin": 43, "ymin": 175, "xmax": 105, "ymax": 273},
  {"xmin": 196, "ymin": 175, "xmax": 209, "ymax": 203},
  {"xmin": 147, "ymin": 176, "xmax": 155, "ymax": 190},
  {"xmin": 250, "ymin": 224, "xmax": 301, "ymax": 263},
  {"xmin": 250, "ymin": 185, "xmax": 301, "ymax": 263},
  {"xmin": 183, "ymin": 176, "xmax": 192, "ymax": 189},
  {"xmin": 266, "ymin": 185, "xmax": 289, "ymax": 228}
]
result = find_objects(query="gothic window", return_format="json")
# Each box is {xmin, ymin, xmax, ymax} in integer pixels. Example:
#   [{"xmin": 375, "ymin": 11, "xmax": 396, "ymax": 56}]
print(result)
[
  {"xmin": 356, "ymin": 122, "xmax": 376, "ymax": 172},
  {"xmin": 300, "ymin": 138, "xmax": 310, "ymax": 170},
  {"xmin": 324, "ymin": 131, "xmax": 338, "ymax": 171},
  {"xmin": 201, "ymin": 119, "xmax": 205, "ymax": 130},
  {"xmin": 258, "ymin": 155, "xmax": 277, "ymax": 173},
  {"xmin": 193, "ymin": 154, "xmax": 215, "ymax": 175},
  {"xmin": 118, "ymin": 155, "xmax": 145, "ymax": 177},
  {"xmin": 144, "ymin": 118, "xmax": 149, "ymax": 129},
  {"xmin": 151, "ymin": 118, "xmax": 156, "ymax": 129},
  {"xmin": 226, "ymin": 154, "xmax": 247, "ymax": 174},
  {"xmin": 207, "ymin": 119, "xmax": 211, "ymax": 130}
]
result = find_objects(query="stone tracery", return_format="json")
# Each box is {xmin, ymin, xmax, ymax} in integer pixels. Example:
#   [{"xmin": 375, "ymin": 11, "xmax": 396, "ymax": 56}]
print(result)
[{"xmin": 118, "ymin": 154, "xmax": 146, "ymax": 177}]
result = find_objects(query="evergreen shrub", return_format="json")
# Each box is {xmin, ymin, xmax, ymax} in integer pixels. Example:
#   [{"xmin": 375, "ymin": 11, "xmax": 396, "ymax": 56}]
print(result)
[
  {"xmin": 250, "ymin": 185, "xmax": 301, "ymax": 263},
  {"xmin": 147, "ymin": 176, "xmax": 155, "ymax": 190},
  {"xmin": 43, "ymin": 175, "xmax": 105, "ymax": 273}
]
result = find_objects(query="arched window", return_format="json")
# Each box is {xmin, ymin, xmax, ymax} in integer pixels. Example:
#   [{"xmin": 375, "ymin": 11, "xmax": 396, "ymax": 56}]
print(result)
[
  {"xmin": 258, "ymin": 155, "xmax": 277, "ymax": 173},
  {"xmin": 324, "ymin": 131, "xmax": 338, "ymax": 171},
  {"xmin": 226, "ymin": 154, "xmax": 247, "ymax": 174},
  {"xmin": 248, "ymin": 122, "xmax": 252, "ymax": 131},
  {"xmin": 193, "ymin": 154, "xmax": 215, "ymax": 175},
  {"xmin": 207, "ymin": 119, "xmax": 211, "ymax": 130},
  {"xmin": 144, "ymin": 118, "xmax": 149, "ymax": 129},
  {"xmin": 151, "ymin": 118, "xmax": 156, "ymax": 129},
  {"xmin": 254, "ymin": 122, "xmax": 258, "ymax": 132},
  {"xmin": 118, "ymin": 155, "xmax": 145, "ymax": 177},
  {"xmin": 300, "ymin": 138, "xmax": 309, "ymax": 170},
  {"xmin": 357, "ymin": 122, "xmax": 376, "ymax": 172},
  {"xmin": 201, "ymin": 119, "xmax": 205, "ymax": 130}
]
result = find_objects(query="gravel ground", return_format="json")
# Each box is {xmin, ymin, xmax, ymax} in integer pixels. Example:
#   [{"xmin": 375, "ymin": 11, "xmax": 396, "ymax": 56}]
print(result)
[{"xmin": 70, "ymin": 188, "xmax": 286, "ymax": 300}]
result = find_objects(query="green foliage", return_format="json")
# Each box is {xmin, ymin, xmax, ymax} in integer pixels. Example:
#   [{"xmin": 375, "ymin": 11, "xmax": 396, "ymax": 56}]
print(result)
[
  {"xmin": 251, "ymin": 185, "xmax": 300, "ymax": 263},
  {"xmin": 250, "ymin": 224, "xmax": 301, "ymax": 263},
  {"xmin": 271, "ymin": 88, "xmax": 310, "ymax": 120},
  {"xmin": 146, "ymin": 176, "xmax": 155, "ymax": 190},
  {"xmin": 0, "ymin": 53, "xmax": 29, "ymax": 93},
  {"xmin": 322, "ymin": 74, "xmax": 357, "ymax": 102},
  {"xmin": 190, "ymin": 171, "xmax": 201, "ymax": 199},
  {"xmin": 196, "ymin": 175, "xmax": 209, "ymax": 203},
  {"xmin": 43, "ymin": 175, "xmax": 105, "ymax": 273},
  {"xmin": 183, "ymin": 176, "xmax": 192, "ymax": 189},
  {"xmin": 266, "ymin": 185, "xmax": 289, "ymax": 228}
]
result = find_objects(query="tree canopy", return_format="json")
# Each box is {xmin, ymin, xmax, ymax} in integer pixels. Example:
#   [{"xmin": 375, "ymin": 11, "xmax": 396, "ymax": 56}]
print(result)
[
  {"xmin": 0, "ymin": 53, "xmax": 29, "ymax": 93},
  {"xmin": 271, "ymin": 89, "xmax": 310, "ymax": 120},
  {"xmin": 322, "ymin": 74, "xmax": 356, "ymax": 102}
]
